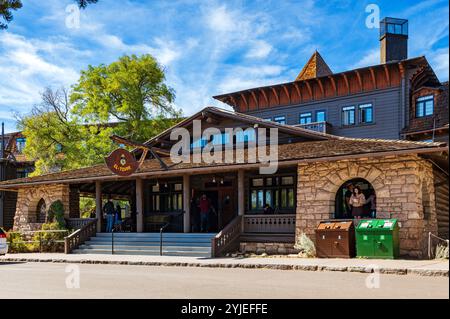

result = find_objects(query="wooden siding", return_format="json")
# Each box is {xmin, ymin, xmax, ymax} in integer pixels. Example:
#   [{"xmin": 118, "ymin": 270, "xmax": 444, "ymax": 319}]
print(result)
[{"xmin": 247, "ymin": 87, "xmax": 403, "ymax": 140}]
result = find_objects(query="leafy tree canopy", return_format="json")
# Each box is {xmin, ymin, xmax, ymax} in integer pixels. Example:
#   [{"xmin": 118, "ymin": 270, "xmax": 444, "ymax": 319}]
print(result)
[
  {"xmin": 71, "ymin": 54, "xmax": 180, "ymax": 142},
  {"xmin": 18, "ymin": 54, "xmax": 182, "ymax": 176}
]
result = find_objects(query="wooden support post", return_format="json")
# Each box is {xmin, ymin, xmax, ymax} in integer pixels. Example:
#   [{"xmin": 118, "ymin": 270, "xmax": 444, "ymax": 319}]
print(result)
[
  {"xmin": 183, "ymin": 174, "xmax": 191, "ymax": 233},
  {"xmin": 238, "ymin": 169, "xmax": 245, "ymax": 216},
  {"xmin": 136, "ymin": 178, "xmax": 144, "ymax": 233},
  {"xmin": 95, "ymin": 181, "xmax": 102, "ymax": 232}
]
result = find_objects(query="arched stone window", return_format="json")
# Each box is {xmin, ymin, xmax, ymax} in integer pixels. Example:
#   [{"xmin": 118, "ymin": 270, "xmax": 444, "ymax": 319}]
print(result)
[
  {"xmin": 36, "ymin": 199, "xmax": 47, "ymax": 223},
  {"xmin": 335, "ymin": 178, "xmax": 376, "ymax": 219}
]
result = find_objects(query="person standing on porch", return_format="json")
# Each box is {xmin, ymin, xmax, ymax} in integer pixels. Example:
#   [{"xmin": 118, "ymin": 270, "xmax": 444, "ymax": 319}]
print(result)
[
  {"xmin": 103, "ymin": 196, "xmax": 115, "ymax": 232},
  {"xmin": 344, "ymin": 183, "xmax": 354, "ymax": 218},
  {"xmin": 198, "ymin": 194, "xmax": 210, "ymax": 233},
  {"xmin": 349, "ymin": 186, "xmax": 366, "ymax": 219}
]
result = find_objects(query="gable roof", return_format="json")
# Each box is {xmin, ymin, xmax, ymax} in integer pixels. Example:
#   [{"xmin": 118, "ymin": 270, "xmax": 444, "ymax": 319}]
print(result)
[
  {"xmin": 296, "ymin": 51, "xmax": 333, "ymax": 81},
  {"xmin": 138, "ymin": 106, "xmax": 335, "ymax": 152},
  {"xmin": 0, "ymin": 136, "xmax": 447, "ymax": 189}
]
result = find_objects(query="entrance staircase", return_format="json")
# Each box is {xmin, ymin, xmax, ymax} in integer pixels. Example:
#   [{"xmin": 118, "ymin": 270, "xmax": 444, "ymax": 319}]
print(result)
[{"xmin": 72, "ymin": 233, "xmax": 216, "ymax": 257}]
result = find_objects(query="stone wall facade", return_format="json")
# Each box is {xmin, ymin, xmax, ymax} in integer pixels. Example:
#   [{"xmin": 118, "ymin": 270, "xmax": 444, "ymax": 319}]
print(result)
[
  {"xmin": 296, "ymin": 154, "xmax": 439, "ymax": 259},
  {"xmin": 13, "ymin": 184, "xmax": 72, "ymax": 231}
]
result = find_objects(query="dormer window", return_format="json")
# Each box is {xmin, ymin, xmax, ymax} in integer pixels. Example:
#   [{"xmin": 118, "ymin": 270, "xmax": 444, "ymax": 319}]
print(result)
[{"xmin": 416, "ymin": 95, "xmax": 434, "ymax": 118}]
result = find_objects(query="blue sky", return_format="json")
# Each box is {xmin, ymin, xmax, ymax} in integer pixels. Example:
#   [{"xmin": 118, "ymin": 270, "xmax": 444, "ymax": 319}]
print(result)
[{"xmin": 0, "ymin": 0, "xmax": 448, "ymax": 133}]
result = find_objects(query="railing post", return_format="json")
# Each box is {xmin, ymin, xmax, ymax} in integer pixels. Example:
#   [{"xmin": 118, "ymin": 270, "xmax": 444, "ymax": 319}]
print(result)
[
  {"xmin": 39, "ymin": 232, "xmax": 42, "ymax": 253},
  {"xmin": 160, "ymin": 227, "xmax": 163, "ymax": 256},
  {"xmin": 111, "ymin": 229, "xmax": 114, "ymax": 255}
]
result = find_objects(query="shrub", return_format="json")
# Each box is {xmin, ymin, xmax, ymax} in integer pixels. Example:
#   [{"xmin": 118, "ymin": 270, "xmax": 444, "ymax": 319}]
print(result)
[
  {"xmin": 294, "ymin": 233, "xmax": 316, "ymax": 258},
  {"xmin": 47, "ymin": 201, "xmax": 66, "ymax": 228},
  {"xmin": 6, "ymin": 231, "xmax": 32, "ymax": 253},
  {"xmin": 32, "ymin": 222, "xmax": 68, "ymax": 252}
]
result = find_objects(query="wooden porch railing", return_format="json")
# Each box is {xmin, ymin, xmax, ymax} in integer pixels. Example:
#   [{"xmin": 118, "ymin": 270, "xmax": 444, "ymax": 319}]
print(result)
[
  {"xmin": 64, "ymin": 219, "xmax": 97, "ymax": 254},
  {"xmin": 211, "ymin": 215, "xmax": 243, "ymax": 257},
  {"xmin": 243, "ymin": 214, "xmax": 296, "ymax": 233},
  {"xmin": 65, "ymin": 218, "xmax": 97, "ymax": 230}
]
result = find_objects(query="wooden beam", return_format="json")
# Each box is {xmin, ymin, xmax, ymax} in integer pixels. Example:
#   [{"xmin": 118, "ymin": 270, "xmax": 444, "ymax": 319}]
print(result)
[
  {"xmin": 355, "ymin": 70, "xmax": 363, "ymax": 92},
  {"xmin": 316, "ymin": 78, "xmax": 325, "ymax": 98},
  {"xmin": 281, "ymin": 85, "xmax": 291, "ymax": 104},
  {"xmin": 228, "ymin": 95, "xmax": 238, "ymax": 107},
  {"xmin": 293, "ymin": 82, "xmax": 302, "ymax": 102},
  {"xmin": 305, "ymin": 81, "xmax": 313, "ymax": 100},
  {"xmin": 136, "ymin": 178, "xmax": 144, "ymax": 233},
  {"xmin": 383, "ymin": 65, "xmax": 391, "ymax": 86},
  {"xmin": 369, "ymin": 67, "xmax": 377, "ymax": 89},
  {"xmin": 270, "ymin": 87, "xmax": 280, "ymax": 105},
  {"xmin": 95, "ymin": 180, "xmax": 102, "ymax": 232},
  {"xmin": 342, "ymin": 73, "xmax": 350, "ymax": 95},
  {"xmin": 239, "ymin": 93, "xmax": 249, "ymax": 110},
  {"xmin": 328, "ymin": 76, "xmax": 337, "ymax": 96},
  {"xmin": 259, "ymin": 88, "xmax": 269, "ymax": 107},
  {"xmin": 250, "ymin": 90, "xmax": 259, "ymax": 109}
]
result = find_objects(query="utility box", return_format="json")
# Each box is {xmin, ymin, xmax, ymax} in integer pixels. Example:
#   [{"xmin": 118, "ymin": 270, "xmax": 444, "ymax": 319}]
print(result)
[
  {"xmin": 315, "ymin": 220, "xmax": 356, "ymax": 258},
  {"xmin": 355, "ymin": 219, "xmax": 400, "ymax": 259}
]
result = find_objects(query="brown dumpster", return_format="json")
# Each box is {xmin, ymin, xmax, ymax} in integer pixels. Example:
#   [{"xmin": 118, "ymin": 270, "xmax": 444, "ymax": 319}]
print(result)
[{"xmin": 315, "ymin": 220, "xmax": 356, "ymax": 258}]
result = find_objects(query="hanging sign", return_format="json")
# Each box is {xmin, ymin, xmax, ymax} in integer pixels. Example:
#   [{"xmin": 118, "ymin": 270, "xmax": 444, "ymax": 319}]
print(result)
[{"xmin": 105, "ymin": 148, "xmax": 139, "ymax": 176}]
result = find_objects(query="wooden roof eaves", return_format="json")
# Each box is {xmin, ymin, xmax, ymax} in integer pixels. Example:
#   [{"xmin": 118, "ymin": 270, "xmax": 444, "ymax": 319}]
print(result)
[{"xmin": 212, "ymin": 56, "xmax": 429, "ymax": 105}]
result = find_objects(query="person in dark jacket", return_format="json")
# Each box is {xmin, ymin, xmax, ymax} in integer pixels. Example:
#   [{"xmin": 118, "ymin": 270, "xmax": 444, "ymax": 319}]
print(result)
[{"xmin": 103, "ymin": 196, "xmax": 115, "ymax": 232}]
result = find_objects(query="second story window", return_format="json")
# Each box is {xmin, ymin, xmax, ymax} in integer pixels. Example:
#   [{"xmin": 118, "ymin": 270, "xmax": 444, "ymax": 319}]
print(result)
[
  {"xmin": 16, "ymin": 138, "xmax": 26, "ymax": 153},
  {"xmin": 274, "ymin": 116, "xmax": 286, "ymax": 125},
  {"xmin": 316, "ymin": 110, "xmax": 326, "ymax": 122},
  {"xmin": 416, "ymin": 95, "xmax": 434, "ymax": 118},
  {"xmin": 263, "ymin": 118, "xmax": 271, "ymax": 122},
  {"xmin": 342, "ymin": 106, "xmax": 355, "ymax": 126},
  {"xmin": 359, "ymin": 104, "xmax": 373, "ymax": 124},
  {"xmin": 299, "ymin": 112, "xmax": 312, "ymax": 124}
]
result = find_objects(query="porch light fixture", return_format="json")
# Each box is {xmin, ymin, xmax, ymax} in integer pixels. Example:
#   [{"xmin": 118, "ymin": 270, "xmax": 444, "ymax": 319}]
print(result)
[{"xmin": 212, "ymin": 176, "xmax": 216, "ymax": 183}]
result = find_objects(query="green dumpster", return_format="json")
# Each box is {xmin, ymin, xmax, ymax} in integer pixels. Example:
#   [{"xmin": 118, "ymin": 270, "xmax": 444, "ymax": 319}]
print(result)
[{"xmin": 355, "ymin": 219, "xmax": 399, "ymax": 259}]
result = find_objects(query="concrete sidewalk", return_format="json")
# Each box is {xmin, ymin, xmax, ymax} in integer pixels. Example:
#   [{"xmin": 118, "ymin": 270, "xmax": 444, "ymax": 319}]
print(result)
[{"xmin": 1, "ymin": 253, "xmax": 448, "ymax": 277}]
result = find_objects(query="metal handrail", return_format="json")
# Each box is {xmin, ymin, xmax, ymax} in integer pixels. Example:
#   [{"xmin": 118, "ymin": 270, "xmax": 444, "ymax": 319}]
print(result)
[{"xmin": 159, "ymin": 211, "xmax": 185, "ymax": 256}]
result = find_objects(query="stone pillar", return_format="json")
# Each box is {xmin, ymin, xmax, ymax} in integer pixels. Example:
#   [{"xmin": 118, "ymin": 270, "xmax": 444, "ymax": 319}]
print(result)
[
  {"xmin": 136, "ymin": 178, "xmax": 144, "ymax": 233},
  {"xmin": 95, "ymin": 181, "xmax": 102, "ymax": 232},
  {"xmin": 183, "ymin": 174, "xmax": 190, "ymax": 233},
  {"xmin": 238, "ymin": 169, "xmax": 245, "ymax": 216}
]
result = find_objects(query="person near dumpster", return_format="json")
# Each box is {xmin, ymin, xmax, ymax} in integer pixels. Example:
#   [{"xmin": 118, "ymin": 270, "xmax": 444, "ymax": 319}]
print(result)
[
  {"xmin": 198, "ymin": 194, "xmax": 211, "ymax": 232},
  {"xmin": 103, "ymin": 196, "xmax": 115, "ymax": 232},
  {"xmin": 344, "ymin": 183, "xmax": 354, "ymax": 217},
  {"xmin": 349, "ymin": 186, "xmax": 366, "ymax": 219}
]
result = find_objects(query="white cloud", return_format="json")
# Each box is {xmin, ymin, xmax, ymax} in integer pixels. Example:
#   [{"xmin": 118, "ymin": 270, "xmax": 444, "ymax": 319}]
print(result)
[
  {"xmin": 245, "ymin": 40, "xmax": 273, "ymax": 59},
  {"xmin": 429, "ymin": 48, "xmax": 449, "ymax": 81},
  {"xmin": 351, "ymin": 49, "xmax": 380, "ymax": 69}
]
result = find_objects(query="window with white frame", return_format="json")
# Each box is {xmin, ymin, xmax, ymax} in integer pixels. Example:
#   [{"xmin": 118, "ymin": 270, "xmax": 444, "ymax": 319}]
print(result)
[
  {"xmin": 299, "ymin": 112, "xmax": 312, "ymax": 124},
  {"xmin": 274, "ymin": 116, "xmax": 286, "ymax": 124},
  {"xmin": 359, "ymin": 103, "xmax": 373, "ymax": 123},
  {"xmin": 315, "ymin": 110, "xmax": 326, "ymax": 122},
  {"xmin": 342, "ymin": 106, "xmax": 355, "ymax": 126}
]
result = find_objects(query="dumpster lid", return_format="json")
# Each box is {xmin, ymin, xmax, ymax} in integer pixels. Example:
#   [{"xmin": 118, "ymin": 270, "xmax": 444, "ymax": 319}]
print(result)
[
  {"xmin": 332, "ymin": 221, "xmax": 353, "ymax": 230},
  {"xmin": 357, "ymin": 219, "xmax": 398, "ymax": 230},
  {"xmin": 317, "ymin": 221, "xmax": 336, "ymax": 230},
  {"xmin": 374, "ymin": 219, "xmax": 398, "ymax": 230}
]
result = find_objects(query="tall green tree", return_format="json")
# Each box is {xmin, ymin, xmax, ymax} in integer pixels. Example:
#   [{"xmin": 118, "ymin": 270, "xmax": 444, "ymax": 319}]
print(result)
[
  {"xmin": 18, "ymin": 54, "xmax": 182, "ymax": 176},
  {"xmin": 0, "ymin": 0, "xmax": 97, "ymax": 29},
  {"xmin": 71, "ymin": 54, "xmax": 180, "ymax": 142}
]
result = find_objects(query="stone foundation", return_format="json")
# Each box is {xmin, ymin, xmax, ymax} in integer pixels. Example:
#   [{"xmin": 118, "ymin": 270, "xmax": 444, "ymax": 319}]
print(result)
[
  {"xmin": 296, "ymin": 154, "xmax": 439, "ymax": 259},
  {"xmin": 13, "ymin": 184, "xmax": 72, "ymax": 231},
  {"xmin": 239, "ymin": 242, "xmax": 299, "ymax": 255}
]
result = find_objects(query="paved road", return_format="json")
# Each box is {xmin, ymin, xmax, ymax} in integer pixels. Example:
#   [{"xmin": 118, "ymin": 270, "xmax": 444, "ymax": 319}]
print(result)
[{"xmin": 0, "ymin": 262, "xmax": 448, "ymax": 299}]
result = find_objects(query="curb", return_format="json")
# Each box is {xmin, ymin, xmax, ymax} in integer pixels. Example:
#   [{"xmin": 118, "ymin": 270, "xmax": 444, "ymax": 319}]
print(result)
[{"xmin": 1, "ymin": 257, "xmax": 448, "ymax": 277}]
